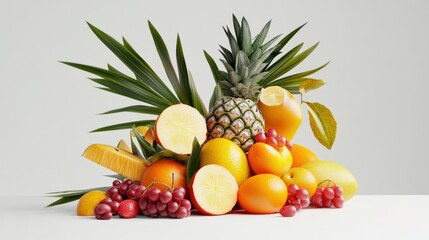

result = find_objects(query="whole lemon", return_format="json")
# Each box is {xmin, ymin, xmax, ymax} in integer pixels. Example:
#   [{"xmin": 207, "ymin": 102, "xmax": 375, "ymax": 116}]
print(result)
[
  {"xmin": 76, "ymin": 190, "xmax": 108, "ymax": 216},
  {"xmin": 200, "ymin": 138, "xmax": 250, "ymax": 185}
]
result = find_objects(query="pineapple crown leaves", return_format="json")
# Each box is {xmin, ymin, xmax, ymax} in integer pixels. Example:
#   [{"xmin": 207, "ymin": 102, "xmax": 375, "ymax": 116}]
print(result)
[
  {"xmin": 62, "ymin": 21, "xmax": 207, "ymax": 133},
  {"xmin": 205, "ymin": 15, "xmax": 330, "ymax": 100}
]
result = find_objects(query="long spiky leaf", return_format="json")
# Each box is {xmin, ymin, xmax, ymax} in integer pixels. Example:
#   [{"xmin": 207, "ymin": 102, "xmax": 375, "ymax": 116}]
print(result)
[
  {"xmin": 91, "ymin": 120, "xmax": 155, "ymax": 132},
  {"xmin": 176, "ymin": 35, "xmax": 192, "ymax": 105},
  {"xmin": 101, "ymin": 105, "xmax": 163, "ymax": 115},
  {"xmin": 86, "ymin": 22, "xmax": 179, "ymax": 104},
  {"xmin": 148, "ymin": 21, "xmax": 185, "ymax": 103}
]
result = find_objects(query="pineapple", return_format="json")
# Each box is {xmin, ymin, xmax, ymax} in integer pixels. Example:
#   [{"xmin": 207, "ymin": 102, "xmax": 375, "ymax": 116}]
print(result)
[{"xmin": 205, "ymin": 15, "xmax": 329, "ymax": 151}]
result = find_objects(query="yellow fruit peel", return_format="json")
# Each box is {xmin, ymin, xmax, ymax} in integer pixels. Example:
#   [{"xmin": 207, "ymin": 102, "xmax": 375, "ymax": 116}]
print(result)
[{"xmin": 83, "ymin": 144, "xmax": 147, "ymax": 181}]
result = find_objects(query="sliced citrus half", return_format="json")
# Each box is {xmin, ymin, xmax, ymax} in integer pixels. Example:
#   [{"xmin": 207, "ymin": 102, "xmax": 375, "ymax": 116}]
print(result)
[{"xmin": 83, "ymin": 144, "xmax": 147, "ymax": 180}]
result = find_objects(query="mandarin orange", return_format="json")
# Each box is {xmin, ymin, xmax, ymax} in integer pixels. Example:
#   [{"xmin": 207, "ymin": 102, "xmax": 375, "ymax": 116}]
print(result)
[
  {"xmin": 238, "ymin": 174, "xmax": 287, "ymax": 214},
  {"xmin": 140, "ymin": 159, "xmax": 186, "ymax": 191}
]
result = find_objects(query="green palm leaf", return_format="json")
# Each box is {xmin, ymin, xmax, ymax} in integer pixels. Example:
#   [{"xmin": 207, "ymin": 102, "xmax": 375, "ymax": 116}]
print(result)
[
  {"xmin": 91, "ymin": 120, "xmax": 155, "ymax": 132},
  {"xmin": 101, "ymin": 105, "xmax": 163, "ymax": 115},
  {"xmin": 86, "ymin": 22, "xmax": 179, "ymax": 104}
]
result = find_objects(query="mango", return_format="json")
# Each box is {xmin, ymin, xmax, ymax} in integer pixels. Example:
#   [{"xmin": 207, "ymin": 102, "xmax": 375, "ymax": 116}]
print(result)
[{"xmin": 302, "ymin": 160, "xmax": 357, "ymax": 201}]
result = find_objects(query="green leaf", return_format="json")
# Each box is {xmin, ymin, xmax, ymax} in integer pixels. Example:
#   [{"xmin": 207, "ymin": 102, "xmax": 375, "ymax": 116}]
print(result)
[
  {"xmin": 122, "ymin": 37, "xmax": 145, "ymax": 63},
  {"xmin": 46, "ymin": 186, "xmax": 109, "ymax": 207},
  {"xmin": 91, "ymin": 120, "xmax": 155, "ymax": 132},
  {"xmin": 219, "ymin": 45, "xmax": 233, "ymax": 65},
  {"xmin": 232, "ymin": 14, "xmax": 241, "ymax": 44},
  {"xmin": 188, "ymin": 72, "xmax": 208, "ymax": 116},
  {"xmin": 101, "ymin": 105, "xmax": 163, "ymax": 115},
  {"xmin": 209, "ymin": 84, "xmax": 224, "ymax": 109},
  {"xmin": 63, "ymin": 62, "xmax": 171, "ymax": 108},
  {"xmin": 265, "ymin": 22, "xmax": 307, "ymax": 67},
  {"xmin": 240, "ymin": 17, "xmax": 252, "ymax": 55},
  {"xmin": 131, "ymin": 125, "xmax": 156, "ymax": 159},
  {"xmin": 176, "ymin": 35, "xmax": 192, "ymax": 105},
  {"xmin": 204, "ymin": 51, "xmax": 222, "ymax": 83},
  {"xmin": 86, "ymin": 22, "xmax": 179, "ymax": 104},
  {"xmin": 46, "ymin": 195, "xmax": 82, "ymax": 207},
  {"xmin": 186, "ymin": 138, "xmax": 201, "ymax": 187},
  {"xmin": 305, "ymin": 102, "xmax": 337, "ymax": 149},
  {"xmin": 264, "ymin": 42, "xmax": 320, "ymax": 85},
  {"xmin": 260, "ymin": 43, "xmax": 303, "ymax": 85},
  {"xmin": 252, "ymin": 20, "xmax": 271, "ymax": 49},
  {"xmin": 148, "ymin": 149, "xmax": 190, "ymax": 163},
  {"xmin": 103, "ymin": 174, "xmax": 125, "ymax": 180},
  {"xmin": 299, "ymin": 79, "xmax": 326, "ymax": 94},
  {"xmin": 267, "ymin": 62, "xmax": 330, "ymax": 87},
  {"xmin": 148, "ymin": 21, "xmax": 185, "ymax": 103}
]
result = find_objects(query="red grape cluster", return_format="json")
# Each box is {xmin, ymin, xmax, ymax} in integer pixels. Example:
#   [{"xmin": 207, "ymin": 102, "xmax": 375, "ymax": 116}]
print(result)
[
  {"xmin": 280, "ymin": 184, "xmax": 310, "ymax": 217},
  {"xmin": 255, "ymin": 129, "xmax": 292, "ymax": 151},
  {"xmin": 138, "ymin": 186, "xmax": 191, "ymax": 219},
  {"xmin": 311, "ymin": 183, "xmax": 344, "ymax": 208},
  {"xmin": 94, "ymin": 179, "xmax": 192, "ymax": 220}
]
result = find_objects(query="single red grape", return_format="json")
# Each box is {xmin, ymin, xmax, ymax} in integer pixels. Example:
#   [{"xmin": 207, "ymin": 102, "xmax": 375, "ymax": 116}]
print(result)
[
  {"xmin": 180, "ymin": 199, "xmax": 192, "ymax": 211},
  {"xmin": 323, "ymin": 188, "xmax": 335, "ymax": 200},
  {"xmin": 159, "ymin": 190, "xmax": 173, "ymax": 204},
  {"xmin": 266, "ymin": 137, "xmax": 278, "ymax": 149},
  {"xmin": 266, "ymin": 129, "xmax": 277, "ymax": 138},
  {"xmin": 138, "ymin": 199, "xmax": 148, "ymax": 211},
  {"xmin": 168, "ymin": 201, "xmax": 179, "ymax": 213},
  {"xmin": 112, "ymin": 180, "xmax": 121, "ymax": 187},
  {"xmin": 333, "ymin": 185, "xmax": 343, "ymax": 197},
  {"xmin": 323, "ymin": 198, "xmax": 333, "ymax": 208},
  {"xmin": 172, "ymin": 190, "xmax": 185, "ymax": 202},
  {"xmin": 255, "ymin": 132, "xmax": 267, "ymax": 143},
  {"xmin": 280, "ymin": 205, "xmax": 296, "ymax": 217},
  {"xmin": 176, "ymin": 207, "xmax": 188, "ymax": 219},
  {"xmin": 333, "ymin": 196, "xmax": 344, "ymax": 208},
  {"xmin": 156, "ymin": 202, "xmax": 167, "ymax": 212},
  {"xmin": 148, "ymin": 187, "xmax": 161, "ymax": 202},
  {"xmin": 276, "ymin": 136, "xmax": 286, "ymax": 147},
  {"xmin": 112, "ymin": 193, "xmax": 123, "ymax": 202},
  {"xmin": 296, "ymin": 189, "xmax": 309, "ymax": 201},
  {"xmin": 107, "ymin": 186, "xmax": 119, "ymax": 197},
  {"xmin": 147, "ymin": 202, "xmax": 158, "ymax": 215},
  {"xmin": 288, "ymin": 184, "xmax": 300, "ymax": 195}
]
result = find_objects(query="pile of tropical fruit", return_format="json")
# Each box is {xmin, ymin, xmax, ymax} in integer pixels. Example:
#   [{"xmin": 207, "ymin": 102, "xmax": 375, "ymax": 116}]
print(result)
[{"xmin": 48, "ymin": 15, "xmax": 357, "ymax": 219}]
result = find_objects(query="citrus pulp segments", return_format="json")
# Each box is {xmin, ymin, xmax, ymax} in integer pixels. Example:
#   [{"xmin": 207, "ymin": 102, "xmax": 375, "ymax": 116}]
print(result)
[
  {"xmin": 155, "ymin": 104, "xmax": 207, "ymax": 154},
  {"xmin": 259, "ymin": 86, "xmax": 286, "ymax": 106},
  {"xmin": 82, "ymin": 144, "xmax": 147, "ymax": 181},
  {"xmin": 190, "ymin": 165, "xmax": 238, "ymax": 215}
]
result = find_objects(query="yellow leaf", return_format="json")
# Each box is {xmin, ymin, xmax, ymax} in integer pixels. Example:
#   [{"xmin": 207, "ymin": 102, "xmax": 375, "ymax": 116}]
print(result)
[{"xmin": 305, "ymin": 102, "xmax": 337, "ymax": 149}]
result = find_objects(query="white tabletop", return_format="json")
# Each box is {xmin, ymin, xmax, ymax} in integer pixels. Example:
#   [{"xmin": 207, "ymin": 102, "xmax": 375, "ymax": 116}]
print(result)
[{"xmin": 1, "ymin": 195, "xmax": 428, "ymax": 240}]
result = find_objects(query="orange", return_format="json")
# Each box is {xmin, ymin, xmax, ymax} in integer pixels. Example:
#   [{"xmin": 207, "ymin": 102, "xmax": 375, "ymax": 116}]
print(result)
[
  {"xmin": 247, "ymin": 143, "xmax": 292, "ymax": 176},
  {"xmin": 290, "ymin": 144, "xmax": 318, "ymax": 168},
  {"xmin": 257, "ymin": 86, "xmax": 302, "ymax": 141},
  {"xmin": 281, "ymin": 167, "xmax": 318, "ymax": 197},
  {"xmin": 238, "ymin": 174, "xmax": 288, "ymax": 214},
  {"xmin": 140, "ymin": 159, "xmax": 186, "ymax": 190},
  {"xmin": 76, "ymin": 190, "xmax": 108, "ymax": 216}
]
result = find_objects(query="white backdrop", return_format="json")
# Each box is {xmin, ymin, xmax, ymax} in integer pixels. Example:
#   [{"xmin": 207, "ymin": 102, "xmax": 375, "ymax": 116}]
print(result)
[{"xmin": 1, "ymin": 0, "xmax": 428, "ymax": 196}]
